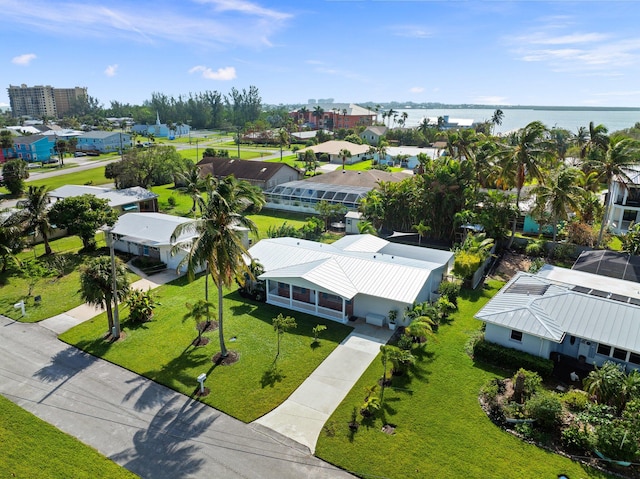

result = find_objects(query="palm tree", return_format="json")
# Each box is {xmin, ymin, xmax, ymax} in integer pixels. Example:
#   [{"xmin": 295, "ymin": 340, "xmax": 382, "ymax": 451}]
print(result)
[
  {"xmin": 312, "ymin": 106, "xmax": 324, "ymax": 130},
  {"xmin": 278, "ymin": 128, "xmax": 289, "ymax": 161},
  {"xmin": 491, "ymin": 121, "xmax": 551, "ymax": 247},
  {"xmin": 413, "ymin": 221, "xmax": 430, "ymax": 246},
  {"xmin": 184, "ymin": 299, "xmax": 216, "ymax": 346},
  {"xmin": 0, "ymin": 209, "xmax": 24, "ymax": 272},
  {"xmin": 584, "ymin": 121, "xmax": 609, "ymax": 159},
  {"xmin": 585, "ymin": 135, "xmax": 640, "ymax": 246},
  {"xmin": 175, "ymin": 164, "xmax": 204, "ymax": 217},
  {"xmin": 21, "ymin": 185, "xmax": 54, "ymax": 255},
  {"xmin": 339, "ymin": 148, "xmax": 352, "ymax": 170},
  {"xmin": 79, "ymin": 256, "xmax": 130, "ymax": 336},
  {"xmin": 387, "ymin": 109, "xmax": 396, "ymax": 128},
  {"xmin": 532, "ymin": 165, "xmax": 585, "ymax": 242},
  {"xmin": 490, "ymin": 109, "xmax": 504, "ymax": 134},
  {"xmin": 171, "ymin": 175, "xmax": 265, "ymax": 360}
]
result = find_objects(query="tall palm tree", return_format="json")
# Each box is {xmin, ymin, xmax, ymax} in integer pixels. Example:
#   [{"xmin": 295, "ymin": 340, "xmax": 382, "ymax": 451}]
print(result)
[
  {"xmin": 490, "ymin": 109, "xmax": 504, "ymax": 134},
  {"xmin": 21, "ymin": 185, "xmax": 54, "ymax": 255},
  {"xmin": 491, "ymin": 121, "xmax": 551, "ymax": 247},
  {"xmin": 79, "ymin": 256, "xmax": 130, "ymax": 336},
  {"xmin": 339, "ymin": 148, "xmax": 352, "ymax": 170},
  {"xmin": 584, "ymin": 121, "xmax": 609, "ymax": 159},
  {"xmin": 175, "ymin": 164, "xmax": 204, "ymax": 217},
  {"xmin": 312, "ymin": 106, "xmax": 324, "ymax": 130},
  {"xmin": 171, "ymin": 175, "xmax": 265, "ymax": 360},
  {"xmin": 586, "ymin": 135, "xmax": 640, "ymax": 246},
  {"xmin": 532, "ymin": 165, "xmax": 585, "ymax": 242}
]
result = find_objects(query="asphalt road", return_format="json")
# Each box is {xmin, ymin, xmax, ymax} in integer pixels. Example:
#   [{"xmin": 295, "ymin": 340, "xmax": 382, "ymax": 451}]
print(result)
[{"xmin": 0, "ymin": 316, "xmax": 354, "ymax": 479}]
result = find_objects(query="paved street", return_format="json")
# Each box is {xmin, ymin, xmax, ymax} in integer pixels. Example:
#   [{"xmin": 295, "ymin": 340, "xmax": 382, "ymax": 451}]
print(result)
[{"xmin": 0, "ymin": 315, "xmax": 354, "ymax": 479}]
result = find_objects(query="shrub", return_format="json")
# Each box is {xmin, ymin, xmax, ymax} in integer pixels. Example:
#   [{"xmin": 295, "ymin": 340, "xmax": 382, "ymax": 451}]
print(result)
[
  {"xmin": 551, "ymin": 242, "xmax": 577, "ymax": 261},
  {"xmin": 561, "ymin": 423, "xmax": 594, "ymax": 453},
  {"xmin": 472, "ymin": 338, "xmax": 554, "ymax": 378},
  {"xmin": 525, "ymin": 239, "xmax": 546, "ymax": 257},
  {"xmin": 527, "ymin": 257, "xmax": 545, "ymax": 274},
  {"xmin": 167, "ymin": 196, "xmax": 177, "ymax": 207},
  {"xmin": 562, "ymin": 389, "xmax": 590, "ymax": 413},
  {"xmin": 596, "ymin": 420, "xmax": 640, "ymax": 462},
  {"xmin": 453, "ymin": 250, "xmax": 482, "ymax": 280},
  {"xmin": 481, "ymin": 378, "xmax": 506, "ymax": 405},
  {"xmin": 438, "ymin": 279, "xmax": 462, "ymax": 306},
  {"xmin": 512, "ymin": 368, "xmax": 542, "ymax": 402},
  {"xmin": 526, "ymin": 392, "xmax": 562, "ymax": 431},
  {"xmin": 565, "ymin": 221, "xmax": 599, "ymax": 247},
  {"xmin": 125, "ymin": 289, "xmax": 156, "ymax": 323}
]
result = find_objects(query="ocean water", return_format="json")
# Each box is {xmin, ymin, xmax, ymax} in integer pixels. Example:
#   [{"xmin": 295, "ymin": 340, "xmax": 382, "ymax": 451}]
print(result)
[{"xmin": 390, "ymin": 108, "xmax": 640, "ymax": 135}]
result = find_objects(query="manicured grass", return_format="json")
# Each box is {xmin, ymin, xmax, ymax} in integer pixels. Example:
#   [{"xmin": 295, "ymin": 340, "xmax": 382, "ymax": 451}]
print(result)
[
  {"xmin": 0, "ymin": 395, "xmax": 138, "ymax": 479},
  {"xmin": 248, "ymin": 209, "xmax": 309, "ymax": 239},
  {"xmin": 1, "ymin": 234, "xmax": 138, "ymax": 323},
  {"xmin": 60, "ymin": 274, "xmax": 352, "ymax": 422},
  {"xmin": 315, "ymin": 280, "xmax": 611, "ymax": 479},
  {"xmin": 608, "ymin": 235, "xmax": 623, "ymax": 251},
  {"xmin": 26, "ymin": 167, "xmax": 112, "ymax": 190},
  {"xmin": 179, "ymin": 147, "xmax": 265, "ymax": 162}
]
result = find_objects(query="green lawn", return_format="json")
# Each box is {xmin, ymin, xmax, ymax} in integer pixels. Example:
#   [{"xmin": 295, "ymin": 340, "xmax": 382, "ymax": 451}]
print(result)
[
  {"xmin": 60, "ymin": 274, "xmax": 352, "ymax": 422},
  {"xmin": 315, "ymin": 280, "xmax": 611, "ymax": 479},
  {"xmin": 0, "ymin": 395, "xmax": 138, "ymax": 479},
  {"xmin": 1, "ymin": 233, "xmax": 138, "ymax": 323},
  {"xmin": 26, "ymin": 167, "xmax": 112, "ymax": 190}
]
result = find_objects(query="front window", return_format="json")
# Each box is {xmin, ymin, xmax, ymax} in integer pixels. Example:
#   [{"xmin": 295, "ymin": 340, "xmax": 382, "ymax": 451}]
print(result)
[{"xmin": 510, "ymin": 330, "xmax": 523, "ymax": 342}]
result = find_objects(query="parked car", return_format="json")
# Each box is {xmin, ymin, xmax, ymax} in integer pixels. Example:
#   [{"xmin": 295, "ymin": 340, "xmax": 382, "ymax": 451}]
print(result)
[{"xmin": 74, "ymin": 151, "xmax": 87, "ymax": 157}]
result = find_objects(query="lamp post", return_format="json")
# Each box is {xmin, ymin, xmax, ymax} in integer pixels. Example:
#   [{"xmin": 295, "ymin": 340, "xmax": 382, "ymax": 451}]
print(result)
[
  {"xmin": 107, "ymin": 227, "xmax": 121, "ymax": 339},
  {"xmin": 236, "ymin": 126, "xmax": 241, "ymax": 158},
  {"xmin": 196, "ymin": 139, "xmax": 199, "ymax": 161}
]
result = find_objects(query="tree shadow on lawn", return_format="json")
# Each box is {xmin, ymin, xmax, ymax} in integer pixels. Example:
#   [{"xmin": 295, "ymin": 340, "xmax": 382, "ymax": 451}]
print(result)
[
  {"xmin": 111, "ymin": 395, "xmax": 216, "ymax": 479},
  {"xmin": 128, "ymin": 348, "xmax": 213, "ymax": 412},
  {"xmin": 459, "ymin": 283, "xmax": 497, "ymax": 303},
  {"xmin": 260, "ymin": 364, "xmax": 286, "ymax": 388}
]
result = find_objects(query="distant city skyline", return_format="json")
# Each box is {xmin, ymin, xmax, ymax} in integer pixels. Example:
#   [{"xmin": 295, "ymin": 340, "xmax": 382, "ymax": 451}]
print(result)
[{"xmin": 2, "ymin": 0, "xmax": 640, "ymax": 110}]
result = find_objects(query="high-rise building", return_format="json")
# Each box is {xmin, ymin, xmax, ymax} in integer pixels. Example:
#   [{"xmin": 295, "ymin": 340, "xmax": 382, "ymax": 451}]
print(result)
[{"xmin": 7, "ymin": 84, "xmax": 88, "ymax": 119}]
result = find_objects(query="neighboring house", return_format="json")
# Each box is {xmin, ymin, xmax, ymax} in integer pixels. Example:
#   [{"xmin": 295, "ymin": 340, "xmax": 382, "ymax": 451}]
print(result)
[
  {"xmin": 110, "ymin": 213, "xmax": 197, "ymax": 272},
  {"xmin": 298, "ymin": 140, "xmax": 371, "ymax": 166},
  {"xmin": 131, "ymin": 112, "xmax": 190, "ymax": 139},
  {"xmin": 475, "ymin": 265, "xmax": 640, "ymax": 374},
  {"xmin": 76, "ymin": 131, "xmax": 132, "ymax": 153},
  {"xmin": 359, "ymin": 126, "xmax": 387, "ymax": 146},
  {"xmin": 13, "ymin": 135, "xmax": 57, "ymax": 163},
  {"xmin": 423, "ymin": 115, "xmax": 474, "ymax": 130},
  {"xmin": 110, "ymin": 212, "xmax": 249, "ymax": 272},
  {"xmin": 606, "ymin": 166, "xmax": 640, "ymax": 234},
  {"xmin": 263, "ymin": 169, "xmax": 410, "ymax": 214},
  {"xmin": 384, "ymin": 146, "xmax": 440, "ymax": 169},
  {"xmin": 290, "ymin": 103, "xmax": 376, "ymax": 130},
  {"xmin": 197, "ymin": 157, "xmax": 302, "ymax": 189},
  {"xmin": 290, "ymin": 130, "xmax": 333, "ymax": 143},
  {"xmin": 49, "ymin": 185, "xmax": 159, "ymax": 214},
  {"xmin": 248, "ymin": 234, "xmax": 454, "ymax": 324}
]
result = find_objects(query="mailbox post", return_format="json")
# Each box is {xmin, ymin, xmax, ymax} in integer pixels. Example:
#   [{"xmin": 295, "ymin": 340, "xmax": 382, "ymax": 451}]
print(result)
[{"xmin": 197, "ymin": 373, "xmax": 206, "ymax": 394}]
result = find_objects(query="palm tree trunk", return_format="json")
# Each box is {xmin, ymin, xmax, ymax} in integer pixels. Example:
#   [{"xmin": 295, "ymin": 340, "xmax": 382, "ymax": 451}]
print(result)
[
  {"xmin": 597, "ymin": 181, "xmax": 613, "ymax": 247},
  {"xmin": 218, "ymin": 282, "xmax": 227, "ymax": 357},
  {"xmin": 507, "ymin": 188, "xmax": 522, "ymax": 250},
  {"xmin": 43, "ymin": 235, "xmax": 52, "ymax": 255},
  {"xmin": 105, "ymin": 301, "xmax": 114, "ymax": 334}
]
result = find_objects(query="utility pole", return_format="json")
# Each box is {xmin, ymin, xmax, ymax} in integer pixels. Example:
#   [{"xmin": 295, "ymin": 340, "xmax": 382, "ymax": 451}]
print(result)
[
  {"xmin": 237, "ymin": 126, "xmax": 241, "ymax": 158},
  {"xmin": 108, "ymin": 228, "xmax": 121, "ymax": 339}
]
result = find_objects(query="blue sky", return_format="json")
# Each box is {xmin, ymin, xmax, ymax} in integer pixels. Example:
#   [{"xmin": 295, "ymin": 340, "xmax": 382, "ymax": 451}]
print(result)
[{"xmin": 2, "ymin": 0, "xmax": 640, "ymax": 109}]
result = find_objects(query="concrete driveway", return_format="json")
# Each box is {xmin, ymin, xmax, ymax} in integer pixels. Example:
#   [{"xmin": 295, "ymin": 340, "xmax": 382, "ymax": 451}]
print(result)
[{"xmin": 0, "ymin": 315, "xmax": 354, "ymax": 479}]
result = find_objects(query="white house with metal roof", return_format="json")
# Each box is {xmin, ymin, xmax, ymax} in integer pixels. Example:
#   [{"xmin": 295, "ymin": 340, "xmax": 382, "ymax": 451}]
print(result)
[
  {"xmin": 248, "ymin": 234, "xmax": 454, "ymax": 325},
  {"xmin": 605, "ymin": 166, "xmax": 640, "ymax": 234},
  {"xmin": 49, "ymin": 185, "xmax": 158, "ymax": 215},
  {"xmin": 476, "ymin": 266, "xmax": 640, "ymax": 372}
]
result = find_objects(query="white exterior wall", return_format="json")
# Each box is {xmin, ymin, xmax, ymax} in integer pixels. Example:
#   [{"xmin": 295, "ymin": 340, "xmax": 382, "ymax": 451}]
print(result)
[
  {"xmin": 353, "ymin": 294, "xmax": 409, "ymax": 325},
  {"xmin": 484, "ymin": 323, "xmax": 553, "ymax": 359},
  {"xmin": 265, "ymin": 168, "xmax": 301, "ymax": 189}
]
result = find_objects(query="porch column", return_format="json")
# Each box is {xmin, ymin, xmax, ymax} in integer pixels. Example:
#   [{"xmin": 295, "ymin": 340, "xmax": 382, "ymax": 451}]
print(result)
[
  {"xmin": 342, "ymin": 297, "xmax": 346, "ymax": 321},
  {"xmin": 623, "ymin": 188, "xmax": 629, "ymax": 205},
  {"xmin": 289, "ymin": 283, "xmax": 293, "ymax": 308},
  {"xmin": 314, "ymin": 289, "xmax": 319, "ymax": 315},
  {"xmin": 617, "ymin": 208, "xmax": 624, "ymax": 232}
]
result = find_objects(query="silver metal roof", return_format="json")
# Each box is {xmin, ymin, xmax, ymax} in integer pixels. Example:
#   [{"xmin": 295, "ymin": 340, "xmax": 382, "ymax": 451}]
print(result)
[
  {"xmin": 476, "ymin": 271, "xmax": 640, "ymax": 353},
  {"xmin": 250, "ymin": 236, "xmax": 447, "ymax": 303}
]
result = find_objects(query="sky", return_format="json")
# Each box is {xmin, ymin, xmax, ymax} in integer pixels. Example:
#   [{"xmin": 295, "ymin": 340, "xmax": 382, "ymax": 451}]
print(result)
[{"xmin": 2, "ymin": 0, "xmax": 640, "ymax": 109}]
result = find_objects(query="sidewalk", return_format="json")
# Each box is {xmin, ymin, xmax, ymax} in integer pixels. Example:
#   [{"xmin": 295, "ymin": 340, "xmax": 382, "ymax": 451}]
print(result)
[{"xmin": 254, "ymin": 320, "xmax": 393, "ymax": 453}]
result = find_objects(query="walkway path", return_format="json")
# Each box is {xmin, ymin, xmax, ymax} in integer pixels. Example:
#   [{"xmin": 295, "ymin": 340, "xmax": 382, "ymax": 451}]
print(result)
[{"xmin": 254, "ymin": 321, "xmax": 393, "ymax": 453}]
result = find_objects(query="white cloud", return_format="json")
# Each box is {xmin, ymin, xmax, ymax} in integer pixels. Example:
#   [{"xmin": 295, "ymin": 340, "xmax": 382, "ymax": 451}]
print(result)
[
  {"xmin": 189, "ymin": 65, "xmax": 237, "ymax": 80},
  {"xmin": 409, "ymin": 87, "xmax": 424, "ymax": 94},
  {"xmin": 388, "ymin": 24, "xmax": 432, "ymax": 39},
  {"xmin": 104, "ymin": 64, "xmax": 118, "ymax": 77},
  {"xmin": 198, "ymin": 0, "xmax": 292, "ymax": 21},
  {"xmin": 12, "ymin": 53, "xmax": 36, "ymax": 66},
  {"xmin": 0, "ymin": 1, "xmax": 291, "ymax": 49}
]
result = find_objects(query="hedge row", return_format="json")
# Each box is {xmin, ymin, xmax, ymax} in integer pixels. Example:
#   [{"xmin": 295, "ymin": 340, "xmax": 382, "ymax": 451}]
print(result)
[{"xmin": 473, "ymin": 338, "xmax": 554, "ymax": 378}]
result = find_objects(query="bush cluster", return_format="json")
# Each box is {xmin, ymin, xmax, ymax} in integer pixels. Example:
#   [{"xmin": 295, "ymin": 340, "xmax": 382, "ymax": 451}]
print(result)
[{"xmin": 473, "ymin": 338, "xmax": 554, "ymax": 378}]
